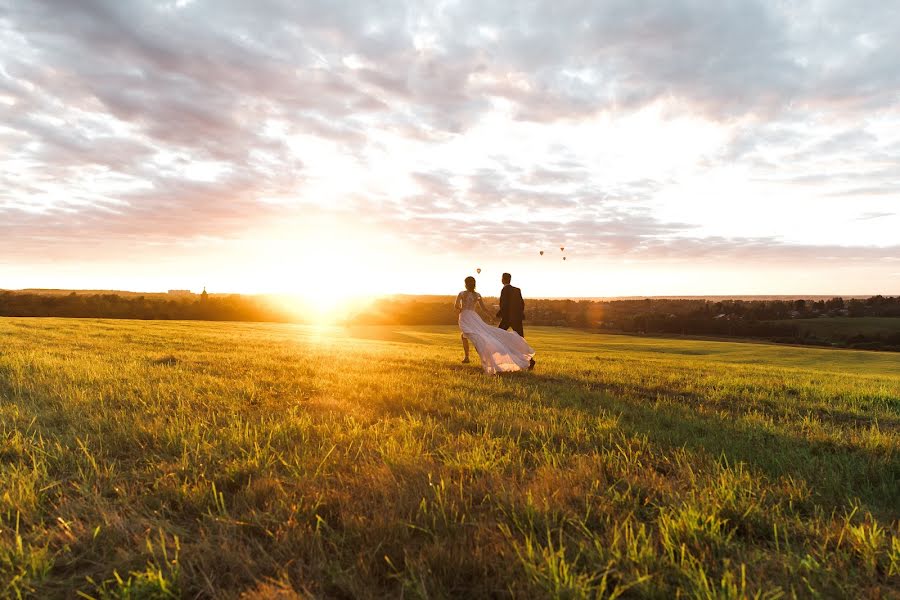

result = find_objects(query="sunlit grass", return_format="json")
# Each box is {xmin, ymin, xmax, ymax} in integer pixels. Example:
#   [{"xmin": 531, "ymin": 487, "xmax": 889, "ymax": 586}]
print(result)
[{"xmin": 1, "ymin": 318, "xmax": 898, "ymax": 598}]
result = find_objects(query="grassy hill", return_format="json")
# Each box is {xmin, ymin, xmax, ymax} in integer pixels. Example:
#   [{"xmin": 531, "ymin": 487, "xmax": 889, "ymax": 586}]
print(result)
[
  {"xmin": 772, "ymin": 316, "xmax": 900, "ymax": 339},
  {"xmin": 1, "ymin": 318, "xmax": 898, "ymax": 598}
]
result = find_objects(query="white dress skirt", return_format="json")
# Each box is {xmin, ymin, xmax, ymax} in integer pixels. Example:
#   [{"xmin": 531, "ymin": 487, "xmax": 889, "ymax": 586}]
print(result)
[{"xmin": 458, "ymin": 301, "xmax": 535, "ymax": 374}]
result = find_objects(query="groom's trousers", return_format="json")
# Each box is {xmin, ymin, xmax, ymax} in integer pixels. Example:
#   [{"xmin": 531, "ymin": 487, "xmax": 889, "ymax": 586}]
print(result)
[{"xmin": 498, "ymin": 319, "xmax": 524, "ymax": 338}]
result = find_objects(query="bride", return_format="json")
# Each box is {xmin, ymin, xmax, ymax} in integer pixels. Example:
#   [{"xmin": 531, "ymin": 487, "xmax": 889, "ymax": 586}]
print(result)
[{"xmin": 455, "ymin": 276, "xmax": 535, "ymax": 374}]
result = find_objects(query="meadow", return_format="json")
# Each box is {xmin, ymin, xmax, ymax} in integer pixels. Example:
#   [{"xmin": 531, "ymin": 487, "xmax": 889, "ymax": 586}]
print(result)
[
  {"xmin": 1, "ymin": 318, "xmax": 898, "ymax": 598},
  {"xmin": 772, "ymin": 317, "xmax": 900, "ymax": 339}
]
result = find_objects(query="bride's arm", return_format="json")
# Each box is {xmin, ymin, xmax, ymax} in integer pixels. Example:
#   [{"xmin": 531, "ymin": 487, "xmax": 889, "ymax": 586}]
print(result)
[{"xmin": 454, "ymin": 292, "xmax": 463, "ymax": 313}]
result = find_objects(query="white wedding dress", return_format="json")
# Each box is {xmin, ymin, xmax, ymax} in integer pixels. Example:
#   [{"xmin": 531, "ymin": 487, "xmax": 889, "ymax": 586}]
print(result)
[{"xmin": 456, "ymin": 290, "xmax": 535, "ymax": 374}]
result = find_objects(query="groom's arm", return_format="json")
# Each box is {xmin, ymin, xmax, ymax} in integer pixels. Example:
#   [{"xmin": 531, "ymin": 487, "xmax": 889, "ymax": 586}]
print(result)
[{"xmin": 496, "ymin": 287, "xmax": 508, "ymax": 319}]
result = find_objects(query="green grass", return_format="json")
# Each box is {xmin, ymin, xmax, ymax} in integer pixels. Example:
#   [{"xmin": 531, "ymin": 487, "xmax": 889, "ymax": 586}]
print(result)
[
  {"xmin": 771, "ymin": 317, "xmax": 900, "ymax": 339},
  {"xmin": 1, "ymin": 318, "xmax": 898, "ymax": 598}
]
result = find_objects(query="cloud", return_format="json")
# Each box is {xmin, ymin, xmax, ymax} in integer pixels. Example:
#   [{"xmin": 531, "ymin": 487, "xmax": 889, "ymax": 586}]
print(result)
[
  {"xmin": 856, "ymin": 212, "xmax": 895, "ymax": 221},
  {"xmin": 1, "ymin": 0, "xmax": 899, "ymax": 286}
]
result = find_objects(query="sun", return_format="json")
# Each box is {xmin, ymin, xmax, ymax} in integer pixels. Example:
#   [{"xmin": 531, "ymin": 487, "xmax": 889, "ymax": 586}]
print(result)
[
  {"xmin": 295, "ymin": 269, "xmax": 371, "ymax": 322},
  {"xmin": 245, "ymin": 219, "xmax": 389, "ymax": 323}
]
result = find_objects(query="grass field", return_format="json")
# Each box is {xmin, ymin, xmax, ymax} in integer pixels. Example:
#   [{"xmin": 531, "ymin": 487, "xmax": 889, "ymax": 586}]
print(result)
[
  {"xmin": 1, "ymin": 318, "xmax": 898, "ymax": 598},
  {"xmin": 771, "ymin": 317, "xmax": 900, "ymax": 339}
]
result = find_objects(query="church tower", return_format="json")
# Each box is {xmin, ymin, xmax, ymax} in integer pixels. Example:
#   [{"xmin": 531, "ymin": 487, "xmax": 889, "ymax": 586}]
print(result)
[{"xmin": 201, "ymin": 286, "xmax": 208, "ymax": 303}]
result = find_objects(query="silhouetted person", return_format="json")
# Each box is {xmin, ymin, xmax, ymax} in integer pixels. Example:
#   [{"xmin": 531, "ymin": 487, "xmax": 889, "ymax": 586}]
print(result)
[
  {"xmin": 497, "ymin": 273, "xmax": 525, "ymax": 337},
  {"xmin": 496, "ymin": 273, "xmax": 534, "ymax": 370}
]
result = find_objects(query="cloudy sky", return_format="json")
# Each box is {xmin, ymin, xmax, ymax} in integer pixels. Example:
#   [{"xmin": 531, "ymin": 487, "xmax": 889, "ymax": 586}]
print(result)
[{"xmin": 1, "ymin": 0, "xmax": 898, "ymax": 298}]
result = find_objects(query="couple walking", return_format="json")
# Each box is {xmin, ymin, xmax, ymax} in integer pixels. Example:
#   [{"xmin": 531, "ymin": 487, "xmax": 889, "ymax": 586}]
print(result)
[{"xmin": 455, "ymin": 272, "xmax": 536, "ymax": 375}]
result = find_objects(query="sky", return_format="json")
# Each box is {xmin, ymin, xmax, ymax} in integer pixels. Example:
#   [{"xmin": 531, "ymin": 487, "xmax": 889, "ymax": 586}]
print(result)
[{"xmin": 1, "ymin": 0, "xmax": 899, "ymax": 300}]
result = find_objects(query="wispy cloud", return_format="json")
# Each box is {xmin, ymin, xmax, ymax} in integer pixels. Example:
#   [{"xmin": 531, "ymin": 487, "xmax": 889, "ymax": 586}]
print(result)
[{"xmin": 1, "ymin": 0, "xmax": 898, "ymax": 293}]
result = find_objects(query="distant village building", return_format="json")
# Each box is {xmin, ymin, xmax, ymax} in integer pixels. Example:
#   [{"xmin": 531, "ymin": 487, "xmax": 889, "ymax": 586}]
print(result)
[
  {"xmin": 201, "ymin": 287, "xmax": 208, "ymax": 303},
  {"xmin": 167, "ymin": 289, "xmax": 192, "ymax": 295}
]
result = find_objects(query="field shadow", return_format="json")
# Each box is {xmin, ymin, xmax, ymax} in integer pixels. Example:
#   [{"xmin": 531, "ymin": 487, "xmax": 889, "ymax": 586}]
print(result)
[
  {"xmin": 286, "ymin": 350, "xmax": 899, "ymax": 519},
  {"xmin": 341, "ymin": 326, "xmax": 446, "ymax": 345},
  {"xmin": 150, "ymin": 354, "xmax": 179, "ymax": 366},
  {"xmin": 366, "ymin": 359, "xmax": 900, "ymax": 522},
  {"xmin": 370, "ymin": 354, "xmax": 899, "ymax": 520},
  {"xmin": 574, "ymin": 378, "xmax": 900, "ymax": 432},
  {"xmin": 515, "ymin": 371, "xmax": 900, "ymax": 520}
]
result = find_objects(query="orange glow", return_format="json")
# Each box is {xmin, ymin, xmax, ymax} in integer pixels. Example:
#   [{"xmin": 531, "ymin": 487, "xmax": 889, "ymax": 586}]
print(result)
[{"xmin": 238, "ymin": 218, "xmax": 391, "ymax": 323}]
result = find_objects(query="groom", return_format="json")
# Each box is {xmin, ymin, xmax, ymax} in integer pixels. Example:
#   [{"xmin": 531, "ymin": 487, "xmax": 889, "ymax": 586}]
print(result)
[
  {"xmin": 496, "ymin": 272, "xmax": 525, "ymax": 337},
  {"xmin": 496, "ymin": 272, "xmax": 536, "ymax": 371}
]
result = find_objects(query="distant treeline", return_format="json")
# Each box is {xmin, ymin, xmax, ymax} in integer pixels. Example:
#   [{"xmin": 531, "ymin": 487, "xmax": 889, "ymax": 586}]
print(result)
[
  {"xmin": 350, "ymin": 295, "xmax": 900, "ymax": 351},
  {"xmin": 0, "ymin": 291, "xmax": 301, "ymax": 323},
  {"xmin": 3, "ymin": 291, "xmax": 899, "ymax": 351}
]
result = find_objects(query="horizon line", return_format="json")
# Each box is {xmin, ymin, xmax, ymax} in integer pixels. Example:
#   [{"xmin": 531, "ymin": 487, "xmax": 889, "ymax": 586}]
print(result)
[{"xmin": 3, "ymin": 288, "xmax": 897, "ymax": 301}]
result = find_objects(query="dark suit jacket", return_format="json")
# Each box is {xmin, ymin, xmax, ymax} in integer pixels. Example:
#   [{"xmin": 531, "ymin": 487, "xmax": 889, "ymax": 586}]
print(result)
[{"xmin": 497, "ymin": 284, "xmax": 525, "ymax": 321}]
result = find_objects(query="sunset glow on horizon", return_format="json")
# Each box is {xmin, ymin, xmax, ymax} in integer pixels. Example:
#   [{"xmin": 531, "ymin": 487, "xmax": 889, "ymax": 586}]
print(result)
[{"xmin": 2, "ymin": 1, "xmax": 898, "ymax": 299}]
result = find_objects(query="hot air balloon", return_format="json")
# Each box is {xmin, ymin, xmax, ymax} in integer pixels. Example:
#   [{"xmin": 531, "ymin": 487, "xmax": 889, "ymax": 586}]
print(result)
[
  {"xmin": 539, "ymin": 251, "xmax": 544, "ymax": 256},
  {"xmin": 563, "ymin": 256, "xmax": 567, "ymax": 261},
  {"xmin": 476, "ymin": 268, "xmax": 481, "ymax": 274},
  {"xmin": 560, "ymin": 247, "xmax": 565, "ymax": 252}
]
